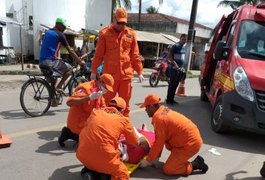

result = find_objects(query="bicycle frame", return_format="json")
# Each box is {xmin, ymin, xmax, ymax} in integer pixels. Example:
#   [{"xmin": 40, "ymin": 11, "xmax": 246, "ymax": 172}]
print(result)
[{"xmin": 20, "ymin": 63, "xmax": 88, "ymax": 117}]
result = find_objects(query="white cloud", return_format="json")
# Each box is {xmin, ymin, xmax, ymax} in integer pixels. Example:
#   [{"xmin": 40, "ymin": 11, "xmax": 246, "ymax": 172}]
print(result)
[{"xmin": 129, "ymin": 0, "xmax": 233, "ymax": 28}]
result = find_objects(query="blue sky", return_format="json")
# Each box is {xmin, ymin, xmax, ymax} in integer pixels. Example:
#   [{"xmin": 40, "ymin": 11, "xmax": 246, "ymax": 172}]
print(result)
[{"xmin": 128, "ymin": 0, "xmax": 233, "ymax": 28}]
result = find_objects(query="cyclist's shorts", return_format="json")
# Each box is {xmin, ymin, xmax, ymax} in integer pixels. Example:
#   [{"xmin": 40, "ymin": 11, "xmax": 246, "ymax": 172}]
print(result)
[{"xmin": 40, "ymin": 59, "xmax": 72, "ymax": 75}]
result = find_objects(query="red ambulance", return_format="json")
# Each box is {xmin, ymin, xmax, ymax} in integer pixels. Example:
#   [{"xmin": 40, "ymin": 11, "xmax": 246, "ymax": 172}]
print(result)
[{"xmin": 200, "ymin": 4, "xmax": 265, "ymax": 134}]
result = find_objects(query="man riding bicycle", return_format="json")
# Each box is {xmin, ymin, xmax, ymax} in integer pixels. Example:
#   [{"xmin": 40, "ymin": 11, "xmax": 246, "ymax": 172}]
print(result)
[{"xmin": 39, "ymin": 17, "xmax": 85, "ymax": 98}]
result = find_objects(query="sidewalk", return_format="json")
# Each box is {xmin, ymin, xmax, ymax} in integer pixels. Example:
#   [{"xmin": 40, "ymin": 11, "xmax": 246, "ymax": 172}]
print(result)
[
  {"xmin": 0, "ymin": 63, "xmax": 200, "ymax": 78},
  {"xmin": 0, "ymin": 64, "xmax": 40, "ymax": 75}
]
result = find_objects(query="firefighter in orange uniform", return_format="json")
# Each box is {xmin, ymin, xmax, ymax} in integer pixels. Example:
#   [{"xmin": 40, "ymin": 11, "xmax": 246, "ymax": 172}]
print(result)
[
  {"xmin": 90, "ymin": 7, "xmax": 144, "ymax": 117},
  {"xmin": 58, "ymin": 74, "xmax": 114, "ymax": 147},
  {"xmin": 76, "ymin": 97, "xmax": 142, "ymax": 180},
  {"xmin": 139, "ymin": 94, "xmax": 209, "ymax": 176}
]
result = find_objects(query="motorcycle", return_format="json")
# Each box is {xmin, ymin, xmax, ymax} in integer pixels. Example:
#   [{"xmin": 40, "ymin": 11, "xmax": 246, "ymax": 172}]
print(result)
[{"xmin": 149, "ymin": 59, "xmax": 170, "ymax": 87}]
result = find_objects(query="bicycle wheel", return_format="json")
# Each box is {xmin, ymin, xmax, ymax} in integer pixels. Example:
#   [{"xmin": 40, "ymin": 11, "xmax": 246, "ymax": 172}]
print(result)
[
  {"xmin": 20, "ymin": 78, "xmax": 52, "ymax": 117},
  {"xmin": 68, "ymin": 76, "xmax": 88, "ymax": 95}
]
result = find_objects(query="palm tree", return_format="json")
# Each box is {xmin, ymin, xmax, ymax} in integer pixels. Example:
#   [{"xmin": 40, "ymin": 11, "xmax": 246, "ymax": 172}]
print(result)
[
  {"xmin": 146, "ymin": 6, "xmax": 159, "ymax": 13},
  {"xmin": 218, "ymin": 0, "xmax": 265, "ymax": 10}
]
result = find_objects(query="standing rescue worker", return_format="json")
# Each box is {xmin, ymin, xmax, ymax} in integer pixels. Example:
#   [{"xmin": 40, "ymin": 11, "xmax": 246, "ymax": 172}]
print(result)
[
  {"xmin": 139, "ymin": 94, "xmax": 209, "ymax": 176},
  {"xmin": 58, "ymin": 74, "xmax": 114, "ymax": 147},
  {"xmin": 90, "ymin": 7, "xmax": 144, "ymax": 117},
  {"xmin": 76, "ymin": 97, "xmax": 142, "ymax": 180}
]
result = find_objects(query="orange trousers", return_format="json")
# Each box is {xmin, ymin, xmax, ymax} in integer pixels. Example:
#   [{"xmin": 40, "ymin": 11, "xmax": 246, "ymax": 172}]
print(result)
[
  {"xmin": 104, "ymin": 79, "xmax": 132, "ymax": 117},
  {"xmin": 163, "ymin": 142, "xmax": 201, "ymax": 175}
]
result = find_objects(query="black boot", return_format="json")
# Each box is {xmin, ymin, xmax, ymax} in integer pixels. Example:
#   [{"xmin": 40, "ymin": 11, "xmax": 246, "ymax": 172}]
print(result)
[
  {"xmin": 81, "ymin": 167, "xmax": 98, "ymax": 180},
  {"xmin": 191, "ymin": 155, "xmax": 209, "ymax": 173},
  {"xmin": 260, "ymin": 161, "xmax": 265, "ymax": 178},
  {"xmin": 81, "ymin": 167, "xmax": 110, "ymax": 180},
  {"xmin": 58, "ymin": 127, "xmax": 78, "ymax": 147}
]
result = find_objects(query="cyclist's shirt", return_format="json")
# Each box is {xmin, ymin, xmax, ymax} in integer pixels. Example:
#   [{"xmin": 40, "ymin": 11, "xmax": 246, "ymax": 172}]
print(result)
[{"xmin": 39, "ymin": 28, "xmax": 69, "ymax": 63}]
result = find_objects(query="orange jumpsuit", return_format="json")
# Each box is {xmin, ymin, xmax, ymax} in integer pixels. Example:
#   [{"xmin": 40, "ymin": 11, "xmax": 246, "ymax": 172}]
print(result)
[
  {"xmin": 66, "ymin": 80, "xmax": 106, "ymax": 135},
  {"xmin": 76, "ymin": 107, "xmax": 139, "ymax": 180},
  {"xmin": 91, "ymin": 24, "xmax": 143, "ymax": 116},
  {"xmin": 146, "ymin": 105, "xmax": 203, "ymax": 175}
]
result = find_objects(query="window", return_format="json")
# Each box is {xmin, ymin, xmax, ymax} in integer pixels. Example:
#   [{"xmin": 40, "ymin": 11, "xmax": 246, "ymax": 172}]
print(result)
[
  {"xmin": 226, "ymin": 23, "xmax": 236, "ymax": 48},
  {"xmin": 237, "ymin": 20, "xmax": 265, "ymax": 61}
]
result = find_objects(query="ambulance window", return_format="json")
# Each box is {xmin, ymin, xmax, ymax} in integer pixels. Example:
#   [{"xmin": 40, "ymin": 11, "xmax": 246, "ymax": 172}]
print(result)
[
  {"xmin": 237, "ymin": 20, "xmax": 265, "ymax": 60},
  {"xmin": 226, "ymin": 23, "xmax": 236, "ymax": 48}
]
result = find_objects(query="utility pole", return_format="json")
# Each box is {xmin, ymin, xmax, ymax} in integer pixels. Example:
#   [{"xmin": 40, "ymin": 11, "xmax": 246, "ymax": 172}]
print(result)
[
  {"xmin": 186, "ymin": 0, "xmax": 198, "ymax": 72},
  {"xmin": 138, "ymin": 0, "xmax": 142, "ymax": 30}
]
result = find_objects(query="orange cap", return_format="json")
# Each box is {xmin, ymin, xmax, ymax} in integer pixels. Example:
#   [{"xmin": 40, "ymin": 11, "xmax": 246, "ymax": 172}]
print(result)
[
  {"xmin": 100, "ymin": 74, "xmax": 114, "ymax": 92},
  {"xmin": 115, "ymin": 7, "xmax": 128, "ymax": 23},
  {"xmin": 109, "ymin": 97, "xmax": 126, "ymax": 110},
  {"xmin": 139, "ymin": 94, "xmax": 161, "ymax": 108}
]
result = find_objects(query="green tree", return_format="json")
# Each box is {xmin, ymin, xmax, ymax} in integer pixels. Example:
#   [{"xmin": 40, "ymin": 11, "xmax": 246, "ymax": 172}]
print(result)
[
  {"xmin": 138, "ymin": 0, "xmax": 163, "ymax": 29},
  {"xmin": 218, "ymin": 0, "xmax": 265, "ymax": 9},
  {"xmin": 146, "ymin": 6, "xmax": 159, "ymax": 13}
]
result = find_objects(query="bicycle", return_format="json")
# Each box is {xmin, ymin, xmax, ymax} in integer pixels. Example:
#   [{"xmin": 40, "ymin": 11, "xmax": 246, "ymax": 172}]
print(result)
[{"xmin": 20, "ymin": 63, "xmax": 88, "ymax": 117}]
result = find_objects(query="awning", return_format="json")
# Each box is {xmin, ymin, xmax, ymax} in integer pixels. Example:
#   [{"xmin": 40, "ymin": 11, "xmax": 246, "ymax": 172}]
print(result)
[
  {"xmin": 135, "ymin": 30, "xmax": 177, "ymax": 44},
  {"xmin": 161, "ymin": 33, "xmax": 179, "ymax": 43},
  {"xmin": 0, "ymin": 16, "xmax": 21, "ymax": 26}
]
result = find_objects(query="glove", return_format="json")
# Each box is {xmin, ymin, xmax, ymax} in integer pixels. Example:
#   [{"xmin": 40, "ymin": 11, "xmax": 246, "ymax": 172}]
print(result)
[
  {"xmin": 139, "ymin": 159, "xmax": 151, "ymax": 168},
  {"xmin": 89, "ymin": 91, "xmax": 103, "ymax": 100},
  {"xmin": 138, "ymin": 74, "xmax": 144, "ymax": 82},
  {"xmin": 118, "ymin": 143, "xmax": 128, "ymax": 162},
  {"xmin": 90, "ymin": 72, "xmax": 97, "ymax": 80},
  {"xmin": 99, "ymin": 85, "xmax": 107, "ymax": 94}
]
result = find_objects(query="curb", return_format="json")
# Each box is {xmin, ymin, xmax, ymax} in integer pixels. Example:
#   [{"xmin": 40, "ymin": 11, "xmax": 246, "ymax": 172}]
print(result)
[
  {"xmin": 0, "ymin": 70, "xmax": 199, "ymax": 79},
  {"xmin": 0, "ymin": 70, "xmax": 41, "ymax": 75}
]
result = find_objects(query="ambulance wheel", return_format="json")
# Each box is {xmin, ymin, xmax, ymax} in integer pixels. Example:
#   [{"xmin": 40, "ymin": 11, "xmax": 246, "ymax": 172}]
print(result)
[{"xmin": 211, "ymin": 96, "xmax": 229, "ymax": 133}]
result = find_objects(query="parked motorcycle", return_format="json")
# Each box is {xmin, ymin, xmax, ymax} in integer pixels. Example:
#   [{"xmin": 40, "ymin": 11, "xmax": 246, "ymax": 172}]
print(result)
[{"xmin": 149, "ymin": 59, "xmax": 170, "ymax": 87}]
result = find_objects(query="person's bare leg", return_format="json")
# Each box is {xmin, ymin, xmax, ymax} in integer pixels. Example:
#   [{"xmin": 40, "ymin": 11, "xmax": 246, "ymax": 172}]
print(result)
[{"xmin": 56, "ymin": 70, "xmax": 72, "ymax": 90}]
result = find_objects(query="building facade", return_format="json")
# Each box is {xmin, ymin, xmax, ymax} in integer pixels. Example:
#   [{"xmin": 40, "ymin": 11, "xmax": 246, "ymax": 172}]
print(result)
[
  {"xmin": 1, "ymin": 0, "xmax": 111, "ymax": 61},
  {"xmin": 127, "ymin": 13, "xmax": 213, "ymax": 69}
]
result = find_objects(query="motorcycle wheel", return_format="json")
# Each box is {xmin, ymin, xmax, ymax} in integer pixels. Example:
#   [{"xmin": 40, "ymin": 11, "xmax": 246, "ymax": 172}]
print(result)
[{"xmin": 149, "ymin": 73, "xmax": 159, "ymax": 87}]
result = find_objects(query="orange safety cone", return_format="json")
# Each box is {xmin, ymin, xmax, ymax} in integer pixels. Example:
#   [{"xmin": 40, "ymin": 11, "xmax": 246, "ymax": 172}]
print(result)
[
  {"xmin": 0, "ymin": 129, "xmax": 12, "ymax": 148},
  {"xmin": 176, "ymin": 80, "xmax": 186, "ymax": 97}
]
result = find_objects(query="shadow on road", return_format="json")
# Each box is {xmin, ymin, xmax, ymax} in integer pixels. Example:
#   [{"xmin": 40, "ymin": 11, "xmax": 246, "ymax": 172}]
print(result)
[
  {"xmin": 36, "ymin": 130, "xmax": 77, "ymax": 156},
  {"xmin": 141, "ymin": 84, "xmax": 168, "ymax": 88},
  {"xmin": 225, "ymin": 171, "xmax": 262, "ymax": 180},
  {"xmin": 0, "ymin": 108, "xmax": 68, "ymax": 119},
  {"xmin": 48, "ymin": 164, "xmax": 83, "ymax": 180}
]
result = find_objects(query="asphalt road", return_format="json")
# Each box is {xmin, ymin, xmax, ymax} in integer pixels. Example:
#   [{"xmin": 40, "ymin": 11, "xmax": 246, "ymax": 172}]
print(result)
[{"xmin": 0, "ymin": 76, "xmax": 264, "ymax": 180}]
